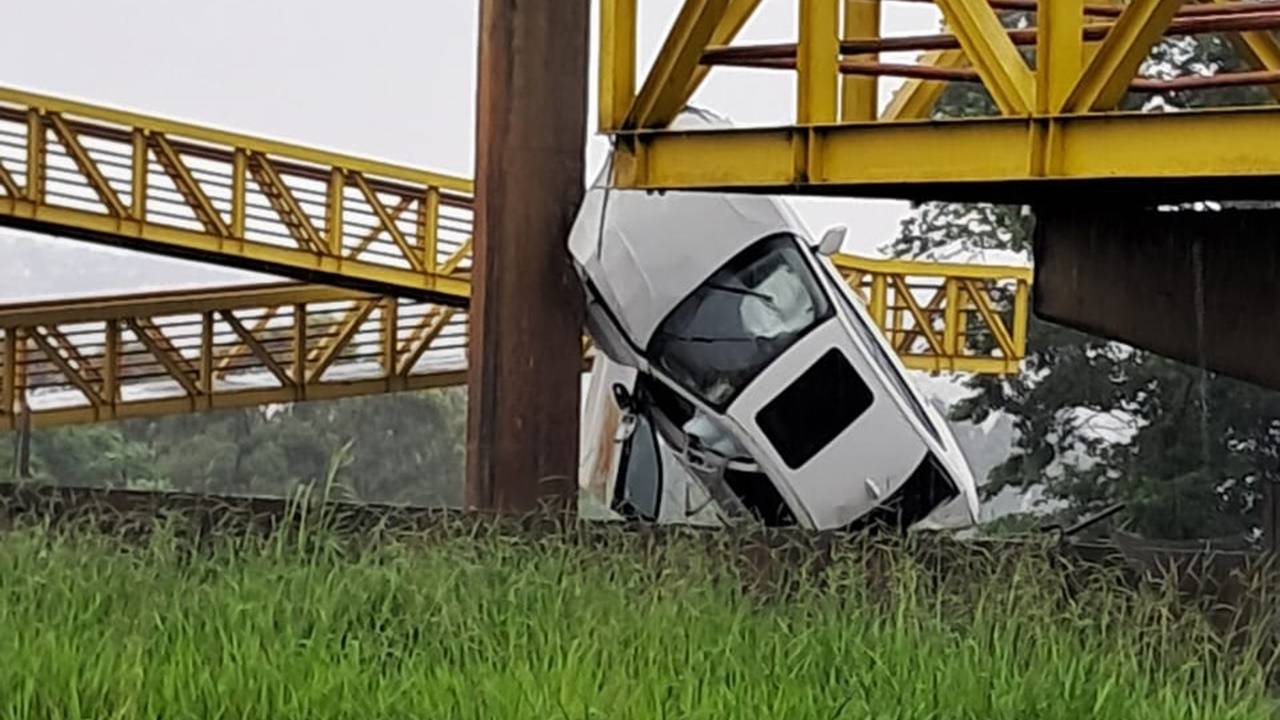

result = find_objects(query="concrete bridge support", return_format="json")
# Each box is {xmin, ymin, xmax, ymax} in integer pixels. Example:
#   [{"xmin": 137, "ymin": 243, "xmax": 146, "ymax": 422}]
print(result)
[{"xmin": 1033, "ymin": 206, "xmax": 1280, "ymax": 392}]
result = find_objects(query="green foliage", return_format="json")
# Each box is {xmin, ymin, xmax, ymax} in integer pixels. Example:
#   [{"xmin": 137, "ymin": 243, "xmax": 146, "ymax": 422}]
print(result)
[
  {"xmin": 0, "ymin": 527, "xmax": 1272, "ymax": 719},
  {"xmin": 0, "ymin": 424, "xmax": 161, "ymax": 487},
  {"xmin": 1, "ymin": 388, "xmax": 467, "ymax": 506},
  {"xmin": 886, "ymin": 38, "xmax": 1280, "ymax": 539}
]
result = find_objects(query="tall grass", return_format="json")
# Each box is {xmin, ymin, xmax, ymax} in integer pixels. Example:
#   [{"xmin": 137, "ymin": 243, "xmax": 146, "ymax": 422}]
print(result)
[{"xmin": 0, "ymin": 518, "xmax": 1273, "ymax": 719}]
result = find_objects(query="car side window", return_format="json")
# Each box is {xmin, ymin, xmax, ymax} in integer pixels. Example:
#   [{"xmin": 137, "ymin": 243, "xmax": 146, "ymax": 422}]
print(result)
[{"xmin": 611, "ymin": 412, "xmax": 663, "ymax": 522}]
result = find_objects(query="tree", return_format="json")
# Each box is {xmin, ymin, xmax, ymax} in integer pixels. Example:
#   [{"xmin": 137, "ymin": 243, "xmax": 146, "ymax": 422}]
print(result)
[
  {"xmin": 4, "ymin": 388, "xmax": 468, "ymax": 507},
  {"xmin": 1, "ymin": 423, "xmax": 163, "ymax": 488},
  {"xmin": 885, "ymin": 32, "xmax": 1280, "ymax": 539}
]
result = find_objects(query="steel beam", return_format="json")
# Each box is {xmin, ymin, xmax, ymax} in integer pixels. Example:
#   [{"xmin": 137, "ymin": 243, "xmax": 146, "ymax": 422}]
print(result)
[
  {"xmin": 599, "ymin": 0, "xmax": 638, "ymax": 131},
  {"xmin": 798, "ymin": 0, "xmax": 840, "ymax": 124},
  {"xmin": 609, "ymin": 107, "xmax": 1280, "ymax": 200},
  {"xmin": 685, "ymin": 0, "xmax": 765, "ymax": 101},
  {"xmin": 842, "ymin": 0, "xmax": 882, "ymax": 122},
  {"xmin": 1037, "ymin": 0, "xmax": 1084, "ymax": 113},
  {"xmin": 1062, "ymin": 0, "xmax": 1184, "ymax": 112},
  {"xmin": 467, "ymin": 0, "xmax": 589, "ymax": 513},
  {"xmin": 0, "ymin": 240, "xmax": 1030, "ymax": 433},
  {"xmin": 0, "ymin": 283, "xmax": 468, "ymax": 432},
  {"xmin": 624, "ymin": 0, "xmax": 729, "ymax": 129},
  {"xmin": 933, "ymin": 0, "xmax": 1034, "ymax": 114}
]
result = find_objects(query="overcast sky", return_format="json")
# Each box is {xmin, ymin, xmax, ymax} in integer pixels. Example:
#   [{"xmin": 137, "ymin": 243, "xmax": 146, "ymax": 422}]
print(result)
[{"xmin": 2, "ymin": 0, "xmax": 942, "ymax": 296}]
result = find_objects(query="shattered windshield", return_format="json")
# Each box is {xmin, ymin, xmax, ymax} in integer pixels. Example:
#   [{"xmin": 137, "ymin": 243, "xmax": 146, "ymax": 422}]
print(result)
[{"xmin": 648, "ymin": 234, "xmax": 834, "ymax": 408}]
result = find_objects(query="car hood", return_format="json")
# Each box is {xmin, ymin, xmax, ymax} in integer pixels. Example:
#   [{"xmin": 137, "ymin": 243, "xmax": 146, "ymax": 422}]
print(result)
[{"xmin": 567, "ymin": 112, "xmax": 810, "ymax": 351}]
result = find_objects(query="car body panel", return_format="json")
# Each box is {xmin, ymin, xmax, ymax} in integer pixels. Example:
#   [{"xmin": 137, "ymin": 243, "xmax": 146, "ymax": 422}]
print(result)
[{"xmin": 571, "ymin": 109, "xmax": 980, "ymax": 533}]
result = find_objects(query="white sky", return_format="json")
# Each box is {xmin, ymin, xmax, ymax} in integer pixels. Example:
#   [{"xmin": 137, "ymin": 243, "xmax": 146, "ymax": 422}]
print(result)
[{"xmin": 1, "ymin": 0, "xmax": 942, "ymax": 294}]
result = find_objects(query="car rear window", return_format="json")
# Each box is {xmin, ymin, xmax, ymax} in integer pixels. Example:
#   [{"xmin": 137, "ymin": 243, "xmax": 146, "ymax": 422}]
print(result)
[{"xmin": 755, "ymin": 348, "xmax": 874, "ymax": 469}]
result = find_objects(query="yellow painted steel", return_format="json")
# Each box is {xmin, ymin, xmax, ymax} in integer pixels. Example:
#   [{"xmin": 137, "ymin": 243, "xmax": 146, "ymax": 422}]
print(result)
[
  {"xmin": 881, "ymin": 49, "xmax": 968, "ymax": 121},
  {"xmin": 834, "ymin": 254, "xmax": 1031, "ymax": 376},
  {"xmin": 624, "ymin": 0, "xmax": 730, "ymax": 130},
  {"xmin": 932, "ymin": 0, "xmax": 1034, "ymax": 114},
  {"xmin": 685, "ymin": 0, "xmax": 766, "ymax": 101},
  {"xmin": 841, "ymin": 0, "xmax": 882, "ymax": 122},
  {"xmin": 0, "ymin": 81, "xmax": 1040, "ymax": 435},
  {"xmin": 1213, "ymin": 0, "xmax": 1280, "ymax": 103},
  {"xmin": 1062, "ymin": 0, "xmax": 1184, "ymax": 112},
  {"xmin": 0, "ymin": 85, "xmax": 473, "ymax": 301},
  {"xmin": 0, "ymin": 251, "xmax": 1031, "ymax": 430},
  {"xmin": 611, "ymin": 107, "xmax": 1280, "ymax": 196},
  {"xmin": 599, "ymin": 0, "xmax": 638, "ymax": 132},
  {"xmin": 797, "ymin": 0, "xmax": 841, "ymax": 124},
  {"xmin": 605, "ymin": 0, "xmax": 1280, "ymax": 197},
  {"xmin": 0, "ymin": 283, "xmax": 469, "ymax": 431},
  {"xmin": 1036, "ymin": 0, "xmax": 1084, "ymax": 114}
]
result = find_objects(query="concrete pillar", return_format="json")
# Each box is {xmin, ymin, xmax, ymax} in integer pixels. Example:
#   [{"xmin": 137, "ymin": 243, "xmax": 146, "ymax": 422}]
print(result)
[{"xmin": 1033, "ymin": 207, "xmax": 1280, "ymax": 391}]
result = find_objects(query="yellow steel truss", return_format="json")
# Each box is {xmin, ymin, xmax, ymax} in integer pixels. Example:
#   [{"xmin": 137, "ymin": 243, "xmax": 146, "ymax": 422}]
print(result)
[
  {"xmin": 0, "ymin": 254, "xmax": 1030, "ymax": 430},
  {"xmin": 0, "ymin": 86, "xmax": 473, "ymax": 300},
  {"xmin": 834, "ymin": 254, "xmax": 1031, "ymax": 375},
  {"xmin": 0, "ymin": 283, "xmax": 468, "ymax": 430},
  {"xmin": 599, "ymin": 0, "xmax": 1280, "ymax": 199},
  {"xmin": 0, "ymin": 81, "xmax": 1037, "ymax": 431}
]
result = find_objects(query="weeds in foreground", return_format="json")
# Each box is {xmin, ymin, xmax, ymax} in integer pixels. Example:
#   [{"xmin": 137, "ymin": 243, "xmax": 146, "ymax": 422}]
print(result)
[{"xmin": 0, "ymin": 515, "xmax": 1274, "ymax": 719}]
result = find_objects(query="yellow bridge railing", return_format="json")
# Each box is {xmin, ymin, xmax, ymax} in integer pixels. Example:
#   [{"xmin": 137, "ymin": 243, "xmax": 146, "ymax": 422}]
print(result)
[
  {"xmin": 0, "ymin": 283, "xmax": 467, "ymax": 430},
  {"xmin": 834, "ymin": 254, "xmax": 1031, "ymax": 376},
  {"xmin": 0, "ymin": 82, "xmax": 1033, "ymax": 430},
  {"xmin": 0, "ymin": 252, "xmax": 1030, "ymax": 430},
  {"xmin": 0, "ymin": 85, "xmax": 472, "ymax": 300}
]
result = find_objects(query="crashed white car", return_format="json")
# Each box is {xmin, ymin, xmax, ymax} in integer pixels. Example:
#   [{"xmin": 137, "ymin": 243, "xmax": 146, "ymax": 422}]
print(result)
[{"xmin": 571, "ymin": 119, "xmax": 979, "ymax": 533}]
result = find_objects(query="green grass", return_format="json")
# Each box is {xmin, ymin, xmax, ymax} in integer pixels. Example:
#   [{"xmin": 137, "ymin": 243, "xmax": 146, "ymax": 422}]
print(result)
[{"xmin": 0, "ymin": 520, "xmax": 1274, "ymax": 719}]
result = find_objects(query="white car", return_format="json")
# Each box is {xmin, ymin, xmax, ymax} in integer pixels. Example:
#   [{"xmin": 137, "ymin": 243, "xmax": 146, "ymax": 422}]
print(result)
[{"xmin": 571, "ymin": 114, "xmax": 979, "ymax": 533}]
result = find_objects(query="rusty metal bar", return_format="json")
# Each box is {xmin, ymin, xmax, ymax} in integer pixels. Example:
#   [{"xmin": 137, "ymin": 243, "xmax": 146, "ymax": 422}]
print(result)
[
  {"xmin": 103, "ymin": 320, "xmax": 119, "ymax": 404},
  {"xmin": 895, "ymin": 0, "xmax": 1280, "ymax": 17},
  {"xmin": 468, "ymin": 0, "xmax": 589, "ymax": 513},
  {"xmin": 293, "ymin": 304, "xmax": 307, "ymax": 389},
  {"xmin": 702, "ymin": 10, "xmax": 1280, "ymax": 59},
  {"xmin": 1, "ymin": 330, "xmax": 14, "ymax": 417}
]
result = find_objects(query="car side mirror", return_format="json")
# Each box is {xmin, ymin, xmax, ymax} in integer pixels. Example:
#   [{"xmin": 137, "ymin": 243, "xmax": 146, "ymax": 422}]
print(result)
[{"xmin": 814, "ymin": 226, "xmax": 847, "ymax": 256}]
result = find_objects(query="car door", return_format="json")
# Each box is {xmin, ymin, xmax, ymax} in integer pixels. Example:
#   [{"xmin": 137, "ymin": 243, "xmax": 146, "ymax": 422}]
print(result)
[
  {"xmin": 721, "ymin": 315, "xmax": 931, "ymax": 530},
  {"xmin": 580, "ymin": 354, "xmax": 725, "ymax": 525}
]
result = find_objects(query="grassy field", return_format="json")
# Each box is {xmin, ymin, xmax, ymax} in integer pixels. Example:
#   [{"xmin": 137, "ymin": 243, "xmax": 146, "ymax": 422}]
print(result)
[{"xmin": 0, "ymin": 518, "xmax": 1274, "ymax": 720}]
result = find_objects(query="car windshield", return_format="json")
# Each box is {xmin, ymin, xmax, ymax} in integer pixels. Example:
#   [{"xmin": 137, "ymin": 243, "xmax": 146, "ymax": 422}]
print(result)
[{"xmin": 648, "ymin": 234, "xmax": 833, "ymax": 408}]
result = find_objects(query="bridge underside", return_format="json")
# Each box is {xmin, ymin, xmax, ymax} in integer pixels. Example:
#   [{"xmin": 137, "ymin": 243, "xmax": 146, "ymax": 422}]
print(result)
[{"xmin": 1035, "ymin": 207, "xmax": 1280, "ymax": 391}]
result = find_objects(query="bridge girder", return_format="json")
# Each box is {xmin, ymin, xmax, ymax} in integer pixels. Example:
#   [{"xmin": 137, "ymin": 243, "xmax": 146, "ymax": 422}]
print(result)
[{"xmin": 599, "ymin": 0, "xmax": 1280, "ymax": 201}]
